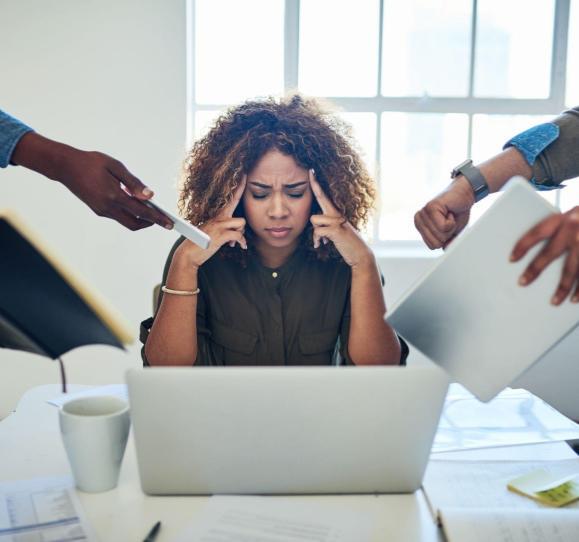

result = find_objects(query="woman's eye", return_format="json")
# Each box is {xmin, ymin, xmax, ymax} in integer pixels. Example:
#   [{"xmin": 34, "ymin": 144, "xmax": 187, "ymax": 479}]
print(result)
[
  {"xmin": 251, "ymin": 193, "xmax": 268, "ymax": 200},
  {"xmin": 288, "ymin": 192, "xmax": 305, "ymax": 199}
]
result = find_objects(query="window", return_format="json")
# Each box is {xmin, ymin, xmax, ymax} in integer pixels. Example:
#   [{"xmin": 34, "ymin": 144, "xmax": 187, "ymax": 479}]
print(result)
[{"xmin": 189, "ymin": 0, "xmax": 577, "ymax": 246}]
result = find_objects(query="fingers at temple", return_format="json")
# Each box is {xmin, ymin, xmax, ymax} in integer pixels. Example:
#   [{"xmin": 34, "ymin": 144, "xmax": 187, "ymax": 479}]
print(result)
[
  {"xmin": 221, "ymin": 230, "xmax": 247, "ymax": 250},
  {"xmin": 308, "ymin": 169, "xmax": 338, "ymax": 216},
  {"xmin": 310, "ymin": 214, "xmax": 343, "ymax": 228},
  {"xmin": 219, "ymin": 217, "xmax": 246, "ymax": 231},
  {"xmin": 223, "ymin": 176, "xmax": 247, "ymax": 217}
]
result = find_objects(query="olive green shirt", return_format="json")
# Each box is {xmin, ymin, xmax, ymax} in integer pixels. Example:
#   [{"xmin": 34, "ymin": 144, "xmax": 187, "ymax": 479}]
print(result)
[{"xmin": 141, "ymin": 237, "xmax": 408, "ymax": 366}]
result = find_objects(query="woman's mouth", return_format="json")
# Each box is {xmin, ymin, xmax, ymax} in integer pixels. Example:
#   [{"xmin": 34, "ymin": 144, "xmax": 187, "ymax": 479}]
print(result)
[{"xmin": 266, "ymin": 227, "xmax": 292, "ymax": 239}]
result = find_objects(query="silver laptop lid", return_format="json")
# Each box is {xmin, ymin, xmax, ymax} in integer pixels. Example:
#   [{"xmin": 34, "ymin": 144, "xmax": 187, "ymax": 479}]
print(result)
[
  {"xmin": 127, "ymin": 365, "xmax": 449, "ymax": 495},
  {"xmin": 387, "ymin": 177, "xmax": 579, "ymax": 402}
]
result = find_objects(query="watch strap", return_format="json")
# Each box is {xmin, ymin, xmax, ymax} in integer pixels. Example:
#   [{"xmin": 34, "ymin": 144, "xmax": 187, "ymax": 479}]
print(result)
[{"xmin": 453, "ymin": 160, "xmax": 489, "ymax": 202}]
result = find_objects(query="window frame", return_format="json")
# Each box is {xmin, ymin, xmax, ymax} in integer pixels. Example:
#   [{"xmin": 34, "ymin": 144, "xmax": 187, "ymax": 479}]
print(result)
[{"xmin": 188, "ymin": 0, "xmax": 572, "ymax": 251}]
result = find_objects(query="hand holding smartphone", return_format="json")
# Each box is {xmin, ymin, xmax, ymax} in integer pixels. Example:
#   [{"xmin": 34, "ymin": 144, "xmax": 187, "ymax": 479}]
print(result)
[{"xmin": 144, "ymin": 200, "xmax": 210, "ymax": 249}]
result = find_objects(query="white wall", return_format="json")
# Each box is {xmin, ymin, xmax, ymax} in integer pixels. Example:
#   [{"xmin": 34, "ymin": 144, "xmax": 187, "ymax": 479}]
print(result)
[
  {"xmin": 1, "ymin": 0, "xmax": 577, "ymax": 421},
  {"xmin": 0, "ymin": 0, "xmax": 187, "ymax": 415}
]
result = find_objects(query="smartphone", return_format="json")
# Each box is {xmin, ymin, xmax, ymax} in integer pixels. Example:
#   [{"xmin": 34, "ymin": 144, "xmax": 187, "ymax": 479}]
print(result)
[{"xmin": 144, "ymin": 200, "xmax": 210, "ymax": 249}]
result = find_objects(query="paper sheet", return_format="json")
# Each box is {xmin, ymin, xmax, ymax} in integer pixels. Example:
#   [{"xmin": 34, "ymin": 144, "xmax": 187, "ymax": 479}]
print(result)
[
  {"xmin": 175, "ymin": 496, "xmax": 374, "ymax": 542},
  {"xmin": 432, "ymin": 385, "xmax": 579, "ymax": 453},
  {"xmin": 423, "ymin": 459, "xmax": 579, "ymax": 514},
  {"xmin": 440, "ymin": 507, "xmax": 579, "ymax": 542},
  {"xmin": 0, "ymin": 477, "xmax": 97, "ymax": 541}
]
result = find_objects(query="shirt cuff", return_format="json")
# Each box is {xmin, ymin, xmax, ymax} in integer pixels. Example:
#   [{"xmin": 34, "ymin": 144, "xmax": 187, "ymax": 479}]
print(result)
[
  {"xmin": 0, "ymin": 117, "xmax": 34, "ymax": 168},
  {"xmin": 528, "ymin": 179, "xmax": 564, "ymax": 191},
  {"xmin": 503, "ymin": 122, "xmax": 559, "ymax": 166}
]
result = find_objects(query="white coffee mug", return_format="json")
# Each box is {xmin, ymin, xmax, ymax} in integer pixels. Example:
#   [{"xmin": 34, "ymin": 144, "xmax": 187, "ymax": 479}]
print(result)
[{"xmin": 59, "ymin": 395, "xmax": 131, "ymax": 492}]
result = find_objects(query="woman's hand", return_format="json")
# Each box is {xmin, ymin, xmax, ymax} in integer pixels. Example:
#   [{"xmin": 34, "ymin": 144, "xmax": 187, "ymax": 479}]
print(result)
[
  {"xmin": 174, "ymin": 176, "xmax": 247, "ymax": 268},
  {"xmin": 511, "ymin": 205, "xmax": 579, "ymax": 305},
  {"xmin": 309, "ymin": 170, "xmax": 372, "ymax": 268}
]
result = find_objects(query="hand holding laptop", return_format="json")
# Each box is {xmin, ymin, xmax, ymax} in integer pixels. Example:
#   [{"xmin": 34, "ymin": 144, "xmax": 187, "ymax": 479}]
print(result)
[
  {"xmin": 389, "ymin": 178, "xmax": 579, "ymax": 402},
  {"xmin": 511, "ymin": 205, "xmax": 579, "ymax": 306}
]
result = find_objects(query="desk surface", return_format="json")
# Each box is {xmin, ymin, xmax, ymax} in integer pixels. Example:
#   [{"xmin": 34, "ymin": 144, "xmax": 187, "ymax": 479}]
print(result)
[
  {"xmin": 0, "ymin": 385, "xmax": 443, "ymax": 542},
  {"xmin": 3, "ymin": 385, "xmax": 577, "ymax": 541}
]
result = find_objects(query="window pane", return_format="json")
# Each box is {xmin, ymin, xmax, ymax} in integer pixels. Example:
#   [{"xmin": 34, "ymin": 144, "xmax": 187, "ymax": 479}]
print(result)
[
  {"xmin": 380, "ymin": 113, "xmax": 468, "ymax": 240},
  {"xmin": 566, "ymin": 0, "xmax": 579, "ymax": 107},
  {"xmin": 299, "ymin": 0, "xmax": 379, "ymax": 96},
  {"xmin": 194, "ymin": 110, "xmax": 222, "ymax": 140},
  {"xmin": 382, "ymin": 0, "xmax": 471, "ymax": 97},
  {"xmin": 474, "ymin": 0, "xmax": 554, "ymax": 98},
  {"xmin": 338, "ymin": 113, "xmax": 377, "ymax": 175},
  {"xmin": 471, "ymin": 114, "xmax": 553, "ymax": 164},
  {"xmin": 195, "ymin": 0, "xmax": 284, "ymax": 104}
]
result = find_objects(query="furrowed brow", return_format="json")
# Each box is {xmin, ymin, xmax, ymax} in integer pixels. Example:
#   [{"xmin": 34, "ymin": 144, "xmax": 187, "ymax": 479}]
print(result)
[
  {"xmin": 285, "ymin": 181, "xmax": 308, "ymax": 189},
  {"xmin": 249, "ymin": 182, "xmax": 272, "ymax": 189}
]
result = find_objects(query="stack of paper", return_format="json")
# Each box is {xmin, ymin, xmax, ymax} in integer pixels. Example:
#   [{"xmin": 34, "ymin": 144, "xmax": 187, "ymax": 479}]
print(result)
[
  {"xmin": 424, "ymin": 459, "xmax": 579, "ymax": 542},
  {"xmin": 432, "ymin": 385, "xmax": 579, "ymax": 453},
  {"xmin": 0, "ymin": 477, "xmax": 96, "ymax": 541}
]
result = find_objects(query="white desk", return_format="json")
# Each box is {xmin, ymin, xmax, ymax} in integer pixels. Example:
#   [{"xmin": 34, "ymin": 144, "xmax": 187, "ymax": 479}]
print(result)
[
  {"xmin": 0, "ymin": 385, "xmax": 442, "ymax": 541},
  {"xmin": 3, "ymin": 385, "xmax": 577, "ymax": 541}
]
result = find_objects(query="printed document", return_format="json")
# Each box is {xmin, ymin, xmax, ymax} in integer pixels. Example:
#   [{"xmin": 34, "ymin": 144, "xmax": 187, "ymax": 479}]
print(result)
[
  {"xmin": 175, "ymin": 496, "xmax": 374, "ymax": 542},
  {"xmin": 0, "ymin": 477, "xmax": 96, "ymax": 541}
]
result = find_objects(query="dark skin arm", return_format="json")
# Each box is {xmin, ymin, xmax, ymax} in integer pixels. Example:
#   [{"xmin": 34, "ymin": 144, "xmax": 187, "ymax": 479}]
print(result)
[
  {"xmin": 415, "ymin": 147, "xmax": 579, "ymax": 305},
  {"xmin": 11, "ymin": 132, "xmax": 173, "ymax": 231},
  {"xmin": 511, "ymin": 206, "xmax": 579, "ymax": 305}
]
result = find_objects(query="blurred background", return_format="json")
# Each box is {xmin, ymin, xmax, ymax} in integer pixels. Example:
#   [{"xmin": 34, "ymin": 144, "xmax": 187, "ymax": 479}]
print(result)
[{"xmin": 1, "ymin": 0, "xmax": 578, "ymax": 418}]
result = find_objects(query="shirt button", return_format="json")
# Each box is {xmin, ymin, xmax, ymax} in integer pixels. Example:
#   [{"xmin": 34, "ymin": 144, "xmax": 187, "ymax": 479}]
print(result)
[{"xmin": 272, "ymin": 272, "xmax": 278, "ymax": 278}]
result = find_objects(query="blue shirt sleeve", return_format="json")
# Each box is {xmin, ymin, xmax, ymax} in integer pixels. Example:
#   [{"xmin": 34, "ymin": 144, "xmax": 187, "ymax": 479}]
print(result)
[
  {"xmin": 0, "ymin": 110, "xmax": 34, "ymax": 168},
  {"xmin": 503, "ymin": 123, "xmax": 561, "ymax": 191}
]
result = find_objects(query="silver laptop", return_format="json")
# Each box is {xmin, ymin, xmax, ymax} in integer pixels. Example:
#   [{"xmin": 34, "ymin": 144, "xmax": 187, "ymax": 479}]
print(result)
[
  {"xmin": 387, "ymin": 177, "xmax": 579, "ymax": 403},
  {"xmin": 126, "ymin": 365, "xmax": 449, "ymax": 495}
]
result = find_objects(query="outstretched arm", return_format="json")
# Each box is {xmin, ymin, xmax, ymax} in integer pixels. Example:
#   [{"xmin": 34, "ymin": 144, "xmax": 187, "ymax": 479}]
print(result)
[
  {"xmin": 414, "ymin": 147, "xmax": 532, "ymax": 249},
  {"xmin": 1, "ymin": 110, "xmax": 172, "ymax": 231}
]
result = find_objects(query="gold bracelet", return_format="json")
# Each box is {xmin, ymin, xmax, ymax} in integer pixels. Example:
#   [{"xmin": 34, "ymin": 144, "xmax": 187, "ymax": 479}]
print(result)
[{"xmin": 161, "ymin": 285, "xmax": 200, "ymax": 296}]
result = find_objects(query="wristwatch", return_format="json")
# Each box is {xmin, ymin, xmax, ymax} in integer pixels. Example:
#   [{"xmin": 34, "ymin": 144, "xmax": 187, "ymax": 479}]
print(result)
[{"xmin": 450, "ymin": 159, "xmax": 489, "ymax": 202}]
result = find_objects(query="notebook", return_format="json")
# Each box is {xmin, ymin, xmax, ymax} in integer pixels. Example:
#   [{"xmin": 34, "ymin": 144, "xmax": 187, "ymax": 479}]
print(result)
[
  {"xmin": 387, "ymin": 177, "xmax": 579, "ymax": 402},
  {"xmin": 126, "ymin": 365, "xmax": 449, "ymax": 495},
  {"xmin": 0, "ymin": 210, "xmax": 132, "ymax": 358}
]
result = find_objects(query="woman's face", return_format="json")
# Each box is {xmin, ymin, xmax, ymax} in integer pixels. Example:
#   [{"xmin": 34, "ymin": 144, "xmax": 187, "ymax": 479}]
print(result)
[{"xmin": 243, "ymin": 149, "xmax": 313, "ymax": 254}]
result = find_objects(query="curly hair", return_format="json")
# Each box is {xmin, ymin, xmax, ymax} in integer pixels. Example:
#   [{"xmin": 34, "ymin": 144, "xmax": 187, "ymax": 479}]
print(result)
[{"xmin": 179, "ymin": 93, "xmax": 376, "ymax": 262}]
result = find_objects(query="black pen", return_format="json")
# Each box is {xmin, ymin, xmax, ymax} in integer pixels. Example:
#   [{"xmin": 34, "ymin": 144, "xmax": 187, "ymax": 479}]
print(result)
[{"xmin": 143, "ymin": 520, "xmax": 161, "ymax": 542}]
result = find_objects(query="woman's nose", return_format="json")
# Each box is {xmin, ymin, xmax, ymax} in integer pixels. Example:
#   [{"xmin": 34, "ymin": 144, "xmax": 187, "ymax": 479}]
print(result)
[{"xmin": 267, "ymin": 193, "xmax": 289, "ymax": 218}]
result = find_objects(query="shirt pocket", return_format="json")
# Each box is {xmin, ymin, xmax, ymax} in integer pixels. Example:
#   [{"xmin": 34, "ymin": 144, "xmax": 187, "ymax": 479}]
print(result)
[
  {"xmin": 298, "ymin": 329, "xmax": 339, "ymax": 365},
  {"xmin": 209, "ymin": 318, "xmax": 258, "ymax": 365}
]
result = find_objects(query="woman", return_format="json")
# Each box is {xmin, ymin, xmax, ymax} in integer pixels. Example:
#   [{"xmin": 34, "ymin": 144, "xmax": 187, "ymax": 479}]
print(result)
[{"xmin": 142, "ymin": 94, "xmax": 407, "ymax": 366}]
